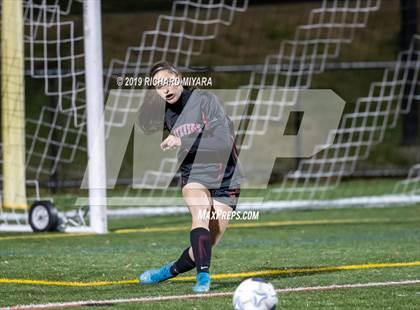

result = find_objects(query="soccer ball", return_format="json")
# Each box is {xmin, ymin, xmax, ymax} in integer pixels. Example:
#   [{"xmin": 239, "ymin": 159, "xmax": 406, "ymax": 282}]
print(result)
[{"xmin": 233, "ymin": 277, "xmax": 278, "ymax": 310}]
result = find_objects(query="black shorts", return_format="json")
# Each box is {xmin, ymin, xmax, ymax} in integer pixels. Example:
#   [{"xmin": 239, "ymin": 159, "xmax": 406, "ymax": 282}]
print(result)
[
  {"xmin": 180, "ymin": 161, "xmax": 241, "ymax": 210},
  {"xmin": 208, "ymin": 187, "xmax": 241, "ymax": 210},
  {"xmin": 181, "ymin": 182, "xmax": 241, "ymax": 210},
  {"xmin": 180, "ymin": 172, "xmax": 241, "ymax": 210}
]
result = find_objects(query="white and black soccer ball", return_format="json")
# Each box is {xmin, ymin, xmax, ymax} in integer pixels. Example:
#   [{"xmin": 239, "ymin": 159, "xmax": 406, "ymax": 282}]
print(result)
[{"xmin": 233, "ymin": 277, "xmax": 278, "ymax": 310}]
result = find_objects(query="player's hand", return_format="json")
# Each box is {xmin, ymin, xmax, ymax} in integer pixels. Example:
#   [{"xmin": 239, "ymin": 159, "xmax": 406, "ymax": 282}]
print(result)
[{"xmin": 160, "ymin": 134, "xmax": 181, "ymax": 151}]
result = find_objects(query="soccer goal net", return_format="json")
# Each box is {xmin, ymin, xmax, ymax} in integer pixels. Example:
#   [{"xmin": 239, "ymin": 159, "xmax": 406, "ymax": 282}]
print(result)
[{"xmin": 1, "ymin": 0, "xmax": 419, "ymax": 233}]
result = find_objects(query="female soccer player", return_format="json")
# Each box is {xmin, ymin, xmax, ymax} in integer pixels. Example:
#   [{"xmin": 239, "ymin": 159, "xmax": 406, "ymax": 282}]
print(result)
[{"xmin": 138, "ymin": 61, "xmax": 243, "ymax": 293}]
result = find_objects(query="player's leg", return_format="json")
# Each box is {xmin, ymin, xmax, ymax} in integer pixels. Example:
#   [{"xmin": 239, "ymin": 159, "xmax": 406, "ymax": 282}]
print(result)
[
  {"xmin": 169, "ymin": 181, "xmax": 213, "ymax": 276},
  {"xmin": 208, "ymin": 199, "xmax": 232, "ymax": 247},
  {"xmin": 184, "ymin": 196, "xmax": 235, "ymax": 292},
  {"xmin": 182, "ymin": 181, "xmax": 212, "ymax": 230},
  {"xmin": 208, "ymin": 186, "xmax": 240, "ymax": 247},
  {"xmin": 184, "ymin": 188, "xmax": 239, "ymax": 263},
  {"xmin": 184, "ymin": 200, "xmax": 231, "ymax": 261},
  {"xmin": 181, "ymin": 182, "xmax": 213, "ymax": 292},
  {"xmin": 172, "ymin": 202, "xmax": 230, "ymax": 291},
  {"xmin": 139, "ymin": 182, "xmax": 212, "ymax": 286}
]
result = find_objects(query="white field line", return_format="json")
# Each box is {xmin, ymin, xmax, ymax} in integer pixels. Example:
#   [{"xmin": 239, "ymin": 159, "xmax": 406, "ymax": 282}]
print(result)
[{"xmin": 4, "ymin": 279, "xmax": 420, "ymax": 309}]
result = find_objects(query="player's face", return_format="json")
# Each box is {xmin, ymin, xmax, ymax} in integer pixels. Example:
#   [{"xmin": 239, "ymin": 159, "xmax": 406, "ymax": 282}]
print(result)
[{"xmin": 153, "ymin": 70, "xmax": 183, "ymax": 104}]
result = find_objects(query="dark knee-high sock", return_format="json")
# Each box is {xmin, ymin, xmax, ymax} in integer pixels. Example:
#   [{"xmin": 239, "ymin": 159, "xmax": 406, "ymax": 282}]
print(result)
[
  {"xmin": 170, "ymin": 247, "xmax": 195, "ymax": 275},
  {"xmin": 190, "ymin": 227, "xmax": 211, "ymax": 273}
]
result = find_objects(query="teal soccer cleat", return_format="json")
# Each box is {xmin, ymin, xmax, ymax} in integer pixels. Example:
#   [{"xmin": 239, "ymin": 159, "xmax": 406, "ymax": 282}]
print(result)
[
  {"xmin": 192, "ymin": 272, "xmax": 211, "ymax": 293},
  {"xmin": 139, "ymin": 262, "xmax": 174, "ymax": 284}
]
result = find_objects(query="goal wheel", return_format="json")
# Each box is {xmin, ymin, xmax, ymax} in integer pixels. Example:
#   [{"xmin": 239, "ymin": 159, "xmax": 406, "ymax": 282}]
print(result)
[{"xmin": 29, "ymin": 201, "xmax": 59, "ymax": 232}]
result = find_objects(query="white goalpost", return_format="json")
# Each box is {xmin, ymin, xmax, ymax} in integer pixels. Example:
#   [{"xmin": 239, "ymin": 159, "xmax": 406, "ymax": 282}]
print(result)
[
  {"xmin": 0, "ymin": 0, "xmax": 108, "ymax": 233},
  {"xmin": 83, "ymin": 0, "xmax": 107, "ymax": 234}
]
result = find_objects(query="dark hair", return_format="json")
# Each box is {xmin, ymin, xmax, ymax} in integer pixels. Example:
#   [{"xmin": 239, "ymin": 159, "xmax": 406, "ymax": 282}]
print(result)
[
  {"xmin": 137, "ymin": 61, "xmax": 180, "ymax": 134},
  {"xmin": 137, "ymin": 90, "xmax": 165, "ymax": 134},
  {"xmin": 149, "ymin": 61, "xmax": 195, "ymax": 91},
  {"xmin": 149, "ymin": 61, "xmax": 181, "ymax": 80}
]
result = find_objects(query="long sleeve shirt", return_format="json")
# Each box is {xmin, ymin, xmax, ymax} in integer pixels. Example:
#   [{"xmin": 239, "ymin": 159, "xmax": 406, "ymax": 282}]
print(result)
[{"xmin": 164, "ymin": 88, "xmax": 244, "ymax": 189}]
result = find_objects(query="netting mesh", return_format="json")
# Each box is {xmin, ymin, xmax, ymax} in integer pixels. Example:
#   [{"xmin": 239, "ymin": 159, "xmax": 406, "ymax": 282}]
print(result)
[
  {"xmin": 104, "ymin": 0, "xmax": 249, "ymax": 130},
  {"xmin": 227, "ymin": 0, "xmax": 382, "ymax": 147},
  {"xmin": 21, "ymin": 0, "xmax": 85, "ymax": 180},
  {"xmin": 124, "ymin": 0, "xmax": 383, "ymax": 202},
  {"xmin": 0, "ymin": 0, "xmax": 250, "ymax": 226},
  {"xmin": 278, "ymin": 36, "xmax": 420, "ymax": 200},
  {"xmin": 15, "ymin": 0, "xmax": 249, "ymax": 181},
  {"xmin": 2, "ymin": 0, "xmax": 420, "ymax": 228}
]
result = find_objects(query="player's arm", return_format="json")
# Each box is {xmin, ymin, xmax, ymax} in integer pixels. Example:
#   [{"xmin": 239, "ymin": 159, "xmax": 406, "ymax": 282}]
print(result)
[{"xmin": 173, "ymin": 91, "xmax": 233, "ymax": 154}]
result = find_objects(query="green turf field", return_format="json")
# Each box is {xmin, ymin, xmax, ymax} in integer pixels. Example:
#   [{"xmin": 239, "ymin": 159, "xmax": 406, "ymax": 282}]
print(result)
[{"xmin": 1, "ymin": 204, "xmax": 419, "ymax": 309}]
